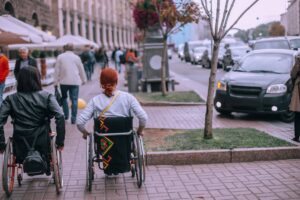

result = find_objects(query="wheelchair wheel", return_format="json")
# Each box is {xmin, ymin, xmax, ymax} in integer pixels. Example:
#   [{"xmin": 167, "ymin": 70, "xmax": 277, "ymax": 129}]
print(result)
[
  {"xmin": 51, "ymin": 136, "xmax": 63, "ymax": 194},
  {"xmin": 86, "ymin": 134, "xmax": 94, "ymax": 191},
  {"xmin": 2, "ymin": 137, "xmax": 16, "ymax": 197},
  {"xmin": 133, "ymin": 132, "xmax": 145, "ymax": 188}
]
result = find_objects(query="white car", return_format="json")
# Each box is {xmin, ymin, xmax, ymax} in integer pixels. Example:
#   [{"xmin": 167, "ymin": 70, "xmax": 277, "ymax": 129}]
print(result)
[{"xmin": 191, "ymin": 47, "xmax": 208, "ymax": 65}]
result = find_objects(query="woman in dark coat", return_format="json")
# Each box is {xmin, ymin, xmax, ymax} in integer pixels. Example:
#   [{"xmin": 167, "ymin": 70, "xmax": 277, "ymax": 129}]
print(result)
[
  {"xmin": 0, "ymin": 66, "xmax": 65, "ymax": 174},
  {"xmin": 290, "ymin": 55, "xmax": 300, "ymax": 143}
]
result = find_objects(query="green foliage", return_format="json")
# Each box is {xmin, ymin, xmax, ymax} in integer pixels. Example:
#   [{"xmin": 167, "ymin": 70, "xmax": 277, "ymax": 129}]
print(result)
[
  {"xmin": 234, "ymin": 22, "xmax": 277, "ymax": 42},
  {"xmin": 134, "ymin": 91, "xmax": 204, "ymax": 103},
  {"xmin": 146, "ymin": 128, "xmax": 294, "ymax": 151}
]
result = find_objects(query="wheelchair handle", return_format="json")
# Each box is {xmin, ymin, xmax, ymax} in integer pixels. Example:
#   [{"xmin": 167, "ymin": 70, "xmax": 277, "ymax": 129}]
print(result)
[{"xmin": 94, "ymin": 131, "xmax": 133, "ymax": 137}]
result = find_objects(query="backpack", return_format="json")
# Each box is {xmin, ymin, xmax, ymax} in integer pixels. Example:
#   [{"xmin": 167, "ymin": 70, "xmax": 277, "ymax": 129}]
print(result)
[
  {"xmin": 21, "ymin": 132, "xmax": 47, "ymax": 176},
  {"xmin": 119, "ymin": 54, "xmax": 126, "ymax": 64},
  {"xmin": 23, "ymin": 149, "xmax": 47, "ymax": 176},
  {"xmin": 80, "ymin": 52, "xmax": 90, "ymax": 64}
]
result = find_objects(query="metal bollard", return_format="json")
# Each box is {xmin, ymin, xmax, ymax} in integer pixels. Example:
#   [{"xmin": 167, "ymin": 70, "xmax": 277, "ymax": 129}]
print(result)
[{"xmin": 127, "ymin": 64, "xmax": 139, "ymax": 93}]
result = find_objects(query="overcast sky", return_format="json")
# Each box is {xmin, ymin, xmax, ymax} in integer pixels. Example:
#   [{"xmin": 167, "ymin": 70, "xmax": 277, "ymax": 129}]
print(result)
[{"xmin": 196, "ymin": 0, "xmax": 288, "ymax": 30}]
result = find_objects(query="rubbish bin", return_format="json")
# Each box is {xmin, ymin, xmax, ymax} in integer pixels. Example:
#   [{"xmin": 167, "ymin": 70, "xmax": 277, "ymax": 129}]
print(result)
[{"xmin": 127, "ymin": 64, "xmax": 139, "ymax": 93}]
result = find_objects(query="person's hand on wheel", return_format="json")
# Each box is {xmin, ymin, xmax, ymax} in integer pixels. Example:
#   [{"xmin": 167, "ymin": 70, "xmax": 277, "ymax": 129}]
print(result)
[
  {"xmin": 57, "ymin": 146, "xmax": 64, "ymax": 151},
  {"xmin": 137, "ymin": 131, "xmax": 143, "ymax": 136},
  {"xmin": 82, "ymin": 132, "xmax": 90, "ymax": 139}
]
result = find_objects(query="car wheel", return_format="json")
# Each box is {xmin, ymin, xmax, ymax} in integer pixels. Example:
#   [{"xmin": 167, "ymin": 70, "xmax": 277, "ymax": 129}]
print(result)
[{"xmin": 280, "ymin": 110, "xmax": 295, "ymax": 123}]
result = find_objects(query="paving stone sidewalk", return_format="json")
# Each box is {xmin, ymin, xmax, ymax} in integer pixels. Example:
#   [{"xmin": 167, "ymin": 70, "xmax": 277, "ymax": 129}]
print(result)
[{"xmin": 1, "ymin": 66, "xmax": 299, "ymax": 199}]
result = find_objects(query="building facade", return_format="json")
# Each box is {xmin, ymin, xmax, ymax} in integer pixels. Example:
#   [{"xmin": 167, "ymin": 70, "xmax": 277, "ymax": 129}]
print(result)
[
  {"xmin": 0, "ymin": 0, "xmax": 52, "ymax": 31},
  {"xmin": 0, "ymin": 0, "xmax": 136, "ymax": 49},
  {"xmin": 281, "ymin": 0, "xmax": 300, "ymax": 36},
  {"xmin": 50, "ymin": 0, "xmax": 136, "ymax": 49}
]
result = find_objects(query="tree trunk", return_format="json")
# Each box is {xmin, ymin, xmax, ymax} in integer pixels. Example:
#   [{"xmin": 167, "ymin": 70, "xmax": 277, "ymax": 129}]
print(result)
[
  {"xmin": 204, "ymin": 41, "xmax": 220, "ymax": 139},
  {"xmin": 161, "ymin": 38, "xmax": 168, "ymax": 96}
]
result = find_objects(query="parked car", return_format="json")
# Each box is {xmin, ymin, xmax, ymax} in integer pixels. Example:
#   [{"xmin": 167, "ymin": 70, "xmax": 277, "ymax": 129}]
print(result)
[
  {"xmin": 191, "ymin": 47, "xmax": 208, "ymax": 65},
  {"xmin": 168, "ymin": 49, "xmax": 172, "ymax": 59},
  {"xmin": 222, "ymin": 46, "xmax": 251, "ymax": 71},
  {"xmin": 184, "ymin": 40, "xmax": 203, "ymax": 62},
  {"xmin": 287, "ymin": 36, "xmax": 300, "ymax": 50},
  {"xmin": 178, "ymin": 44, "xmax": 184, "ymax": 60},
  {"xmin": 214, "ymin": 49, "xmax": 297, "ymax": 122},
  {"xmin": 201, "ymin": 47, "xmax": 224, "ymax": 69},
  {"xmin": 253, "ymin": 37, "xmax": 291, "ymax": 50}
]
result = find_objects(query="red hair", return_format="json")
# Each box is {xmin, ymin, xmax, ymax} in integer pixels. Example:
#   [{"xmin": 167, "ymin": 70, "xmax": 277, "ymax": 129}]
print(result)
[{"xmin": 100, "ymin": 68, "xmax": 118, "ymax": 85}]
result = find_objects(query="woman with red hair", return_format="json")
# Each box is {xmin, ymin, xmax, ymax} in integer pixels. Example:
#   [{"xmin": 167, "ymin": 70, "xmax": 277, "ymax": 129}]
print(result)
[{"xmin": 77, "ymin": 68, "xmax": 147, "ymax": 137}]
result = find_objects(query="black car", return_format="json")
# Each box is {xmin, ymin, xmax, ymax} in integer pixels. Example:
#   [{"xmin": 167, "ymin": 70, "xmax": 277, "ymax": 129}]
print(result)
[{"xmin": 214, "ymin": 49, "xmax": 297, "ymax": 122}]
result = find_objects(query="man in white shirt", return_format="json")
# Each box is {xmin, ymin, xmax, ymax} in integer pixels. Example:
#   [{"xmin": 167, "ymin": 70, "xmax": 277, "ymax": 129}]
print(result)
[
  {"xmin": 115, "ymin": 48, "xmax": 124, "ymax": 73},
  {"xmin": 54, "ymin": 43, "xmax": 87, "ymax": 124}
]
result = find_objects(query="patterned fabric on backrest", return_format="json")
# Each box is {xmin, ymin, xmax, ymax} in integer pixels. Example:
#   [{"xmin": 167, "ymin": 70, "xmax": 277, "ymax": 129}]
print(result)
[{"xmin": 94, "ymin": 117, "xmax": 133, "ymax": 174}]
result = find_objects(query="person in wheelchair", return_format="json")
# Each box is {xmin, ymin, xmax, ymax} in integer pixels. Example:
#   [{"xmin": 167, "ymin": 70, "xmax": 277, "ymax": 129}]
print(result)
[
  {"xmin": 77, "ymin": 68, "xmax": 147, "ymax": 176},
  {"xmin": 0, "ymin": 66, "xmax": 65, "ymax": 176}
]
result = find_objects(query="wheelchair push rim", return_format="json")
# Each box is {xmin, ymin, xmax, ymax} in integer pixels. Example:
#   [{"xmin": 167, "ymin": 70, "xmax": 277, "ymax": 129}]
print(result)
[
  {"xmin": 133, "ymin": 132, "xmax": 145, "ymax": 188},
  {"xmin": 2, "ymin": 137, "xmax": 16, "ymax": 197},
  {"xmin": 51, "ymin": 136, "xmax": 63, "ymax": 194},
  {"xmin": 86, "ymin": 134, "xmax": 94, "ymax": 191}
]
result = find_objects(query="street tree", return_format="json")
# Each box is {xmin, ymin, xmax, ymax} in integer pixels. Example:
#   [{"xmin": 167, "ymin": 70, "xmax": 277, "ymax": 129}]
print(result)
[
  {"xmin": 269, "ymin": 22, "xmax": 285, "ymax": 37},
  {"xmin": 199, "ymin": 0, "xmax": 260, "ymax": 139},
  {"xmin": 133, "ymin": 0, "xmax": 200, "ymax": 96}
]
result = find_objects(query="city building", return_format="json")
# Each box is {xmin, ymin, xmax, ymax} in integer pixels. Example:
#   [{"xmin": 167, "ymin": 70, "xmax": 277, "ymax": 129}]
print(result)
[
  {"xmin": 50, "ymin": 0, "xmax": 136, "ymax": 49},
  {"xmin": 0, "ymin": 0, "xmax": 136, "ymax": 49},
  {"xmin": 281, "ymin": 0, "xmax": 300, "ymax": 36},
  {"xmin": 0, "ymin": 0, "xmax": 52, "ymax": 31}
]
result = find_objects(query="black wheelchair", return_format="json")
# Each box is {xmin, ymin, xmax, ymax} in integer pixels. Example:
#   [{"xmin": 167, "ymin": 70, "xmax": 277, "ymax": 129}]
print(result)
[
  {"xmin": 2, "ymin": 133, "xmax": 63, "ymax": 197},
  {"xmin": 86, "ymin": 116, "xmax": 146, "ymax": 191}
]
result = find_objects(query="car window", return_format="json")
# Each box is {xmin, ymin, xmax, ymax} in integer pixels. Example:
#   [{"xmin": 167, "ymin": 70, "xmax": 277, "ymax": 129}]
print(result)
[
  {"xmin": 290, "ymin": 39, "xmax": 300, "ymax": 49},
  {"xmin": 236, "ymin": 53, "xmax": 293, "ymax": 74},
  {"xmin": 254, "ymin": 40, "xmax": 290, "ymax": 50}
]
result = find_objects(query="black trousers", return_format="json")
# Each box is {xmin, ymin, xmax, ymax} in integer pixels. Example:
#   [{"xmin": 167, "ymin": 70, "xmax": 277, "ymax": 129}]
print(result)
[{"xmin": 295, "ymin": 112, "xmax": 300, "ymax": 139}]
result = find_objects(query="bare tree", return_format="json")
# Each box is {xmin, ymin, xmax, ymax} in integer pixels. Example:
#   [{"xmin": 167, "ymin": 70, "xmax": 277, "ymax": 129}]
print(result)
[{"xmin": 200, "ymin": 0, "xmax": 260, "ymax": 139}]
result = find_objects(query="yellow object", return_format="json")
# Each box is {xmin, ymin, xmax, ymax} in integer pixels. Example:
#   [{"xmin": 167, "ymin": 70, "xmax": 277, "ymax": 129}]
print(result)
[{"xmin": 78, "ymin": 98, "xmax": 87, "ymax": 109}]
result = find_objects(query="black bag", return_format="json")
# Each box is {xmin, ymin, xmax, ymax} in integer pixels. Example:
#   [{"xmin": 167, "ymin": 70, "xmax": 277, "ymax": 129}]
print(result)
[
  {"xmin": 23, "ymin": 149, "xmax": 47, "ymax": 176},
  {"xmin": 119, "ymin": 54, "xmax": 126, "ymax": 64},
  {"xmin": 55, "ymin": 86, "xmax": 63, "ymax": 106},
  {"xmin": 21, "ymin": 133, "xmax": 47, "ymax": 176}
]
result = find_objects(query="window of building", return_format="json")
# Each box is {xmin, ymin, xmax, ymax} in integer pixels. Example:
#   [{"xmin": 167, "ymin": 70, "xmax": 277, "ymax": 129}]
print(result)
[
  {"xmin": 4, "ymin": 2, "xmax": 15, "ymax": 17},
  {"xmin": 32, "ymin": 13, "xmax": 39, "ymax": 27}
]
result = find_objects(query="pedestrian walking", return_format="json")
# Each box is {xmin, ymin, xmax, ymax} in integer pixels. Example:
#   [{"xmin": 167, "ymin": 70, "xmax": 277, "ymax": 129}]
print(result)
[
  {"xmin": 80, "ymin": 45, "xmax": 94, "ymax": 81},
  {"xmin": 0, "ymin": 66, "xmax": 65, "ymax": 175},
  {"xmin": 14, "ymin": 47, "xmax": 38, "ymax": 78},
  {"xmin": 290, "ymin": 54, "xmax": 300, "ymax": 143},
  {"xmin": 95, "ymin": 48, "xmax": 109, "ymax": 70},
  {"xmin": 54, "ymin": 43, "xmax": 87, "ymax": 124},
  {"xmin": 0, "ymin": 47, "xmax": 9, "ymax": 106},
  {"xmin": 115, "ymin": 48, "xmax": 124, "ymax": 73},
  {"xmin": 40, "ymin": 51, "xmax": 47, "ymax": 80}
]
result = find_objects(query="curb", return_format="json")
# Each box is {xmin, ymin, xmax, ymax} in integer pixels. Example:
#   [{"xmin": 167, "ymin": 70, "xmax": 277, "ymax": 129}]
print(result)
[
  {"xmin": 145, "ymin": 147, "xmax": 300, "ymax": 165},
  {"xmin": 140, "ymin": 101, "xmax": 206, "ymax": 106}
]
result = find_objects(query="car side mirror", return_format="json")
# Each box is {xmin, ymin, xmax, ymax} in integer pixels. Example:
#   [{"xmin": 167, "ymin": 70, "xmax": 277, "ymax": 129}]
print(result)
[{"xmin": 293, "ymin": 48, "xmax": 298, "ymax": 51}]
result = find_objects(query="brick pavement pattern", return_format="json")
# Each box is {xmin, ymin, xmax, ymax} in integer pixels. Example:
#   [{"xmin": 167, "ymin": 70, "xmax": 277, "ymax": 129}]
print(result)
[{"xmin": 0, "ymin": 66, "xmax": 299, "ymax": 199}]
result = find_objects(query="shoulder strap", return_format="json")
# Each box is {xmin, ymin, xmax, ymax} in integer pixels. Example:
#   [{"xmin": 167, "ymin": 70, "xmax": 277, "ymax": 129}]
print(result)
[{"xmin": 100, "ymin": 92, "xmax": 120, "ymax": 116}]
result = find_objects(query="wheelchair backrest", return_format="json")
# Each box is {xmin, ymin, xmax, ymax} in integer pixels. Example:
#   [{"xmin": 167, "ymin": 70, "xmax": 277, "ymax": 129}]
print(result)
[{"xmin": 94, "ymin": 116, "xmax": 133, "ymax": 134}]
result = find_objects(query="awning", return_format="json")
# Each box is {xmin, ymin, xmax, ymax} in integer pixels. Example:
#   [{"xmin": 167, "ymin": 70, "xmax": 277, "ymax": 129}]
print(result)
[
  {"xmin": 51, "ymin": 34, "xmax": 99, "ymax": 49},
  {"xmin": 3, "ymin": 15, "xmax": 56, "ymax": 42},
  {"xmin": 0, "ymin": 31, "xmax": 31, "ymax": 45},
  {"xmin": 0, "ymin": 14, "xmax": 56, "ymax": 45}
]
